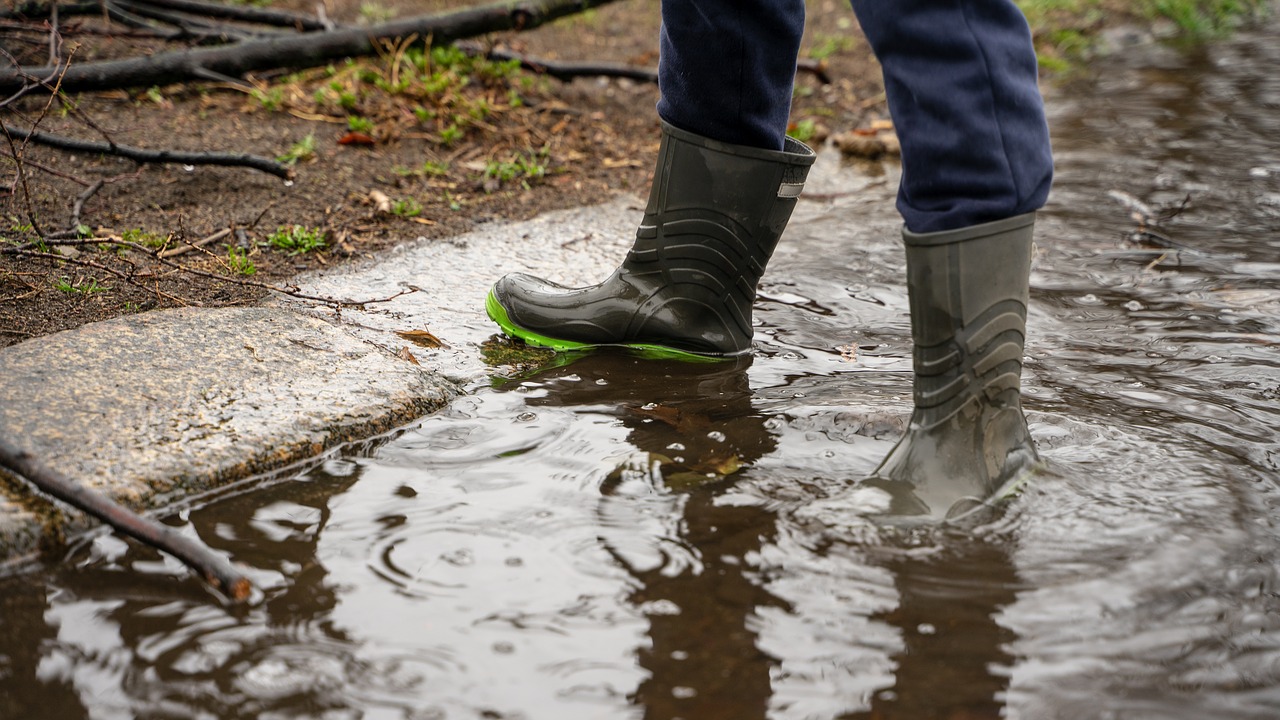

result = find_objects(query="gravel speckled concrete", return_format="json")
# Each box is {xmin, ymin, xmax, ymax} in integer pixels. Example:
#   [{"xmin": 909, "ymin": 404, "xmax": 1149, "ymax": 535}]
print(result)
[{"xmin": 0, "ymin": 306, "xmax": 459, "ymax": 563}]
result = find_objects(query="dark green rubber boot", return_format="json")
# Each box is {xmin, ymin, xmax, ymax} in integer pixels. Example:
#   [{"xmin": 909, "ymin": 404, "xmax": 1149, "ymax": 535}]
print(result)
[
  {"xmin": 487, "ymin": 121, "xmax": 816, "ymax": 360},
  {"xmin": 864, "ymin": 213, "xmax": 1042, "ymax": 524}
]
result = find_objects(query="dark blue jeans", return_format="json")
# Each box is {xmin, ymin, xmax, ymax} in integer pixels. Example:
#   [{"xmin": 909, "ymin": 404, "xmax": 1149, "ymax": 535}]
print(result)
[{"xmin": 657, "ymin": 0, "xmax": 1053, "ymax": 233}]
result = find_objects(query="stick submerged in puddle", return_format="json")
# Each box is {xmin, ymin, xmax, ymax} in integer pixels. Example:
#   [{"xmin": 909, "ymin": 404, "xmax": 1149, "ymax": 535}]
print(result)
[{"xmin": 0, "ymin": 437, "xmax": 252, "ymax": 603}]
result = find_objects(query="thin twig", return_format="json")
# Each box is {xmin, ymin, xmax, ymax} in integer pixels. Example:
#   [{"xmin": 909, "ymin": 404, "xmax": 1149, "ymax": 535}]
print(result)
[
  {"xmin": 0, "ymin": 47, "xmax": 64, "ymax": 110},
  {"xmin": 2, "ymin": 240, "xmax": 420, "ymax": 308},
  {"xmin": 0, "ymin": 436, "xmax": 252, "ymax": 603},
  {"xmin": 47, "ymin": 1, "xmax": 60, "ymax": 66},
  {"xmin": 3, "ymin": 47, "xmax": 72, "ymax": 238},
  {"xmin": 0, "ymin": 152, "xmax": 91, "ymax": 185},
  {"xmin": 0, "ymin": 123, "xmax": 294, "ymax": 179},
  {"xmin": 158, "ymin": 227, "xmax": 230, "ymax": 258},
  {"xmin": 102, "ymin": 2, "xmax": 182, "ymax": 38},
  {"xmin": 466, "ymin": 43, "xmax": 658, "ymax": 83},
  {"xmin": 1, "ymin": 119, "xmax": 46, "ymax": 238},
  {"xmin": 0, "ymin": 0, "xmax": 97, "ymax": 20},
  {"xmin": 2, "ymin": 246, "xmax": 193, "ymax": 304},
  {"xmin": 129, "ymin": 0, "xmax": 331, "ymax": 31},
  {"xmin": 113, "ymin": 0, "xmax": 273, "ymax": 42},
  {"xmin": 68, "ymin": 177, "xmax": 103, "ymax": 231}
]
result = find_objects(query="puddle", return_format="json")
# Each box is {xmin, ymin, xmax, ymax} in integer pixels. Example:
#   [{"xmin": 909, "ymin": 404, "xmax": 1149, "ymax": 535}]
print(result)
[{"xmin": 3, "ymin": 21, "xmax": 1280, "ymax": 720}]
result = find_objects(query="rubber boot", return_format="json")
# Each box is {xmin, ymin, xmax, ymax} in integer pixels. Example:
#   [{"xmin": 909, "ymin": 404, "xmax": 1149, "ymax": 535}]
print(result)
[
  {"xmin": 863, "ymin": 213, "xmax": 1041, "ymax": 524},
  {"xmin": 486, "ymin": 121, "xmax": 816, "ymax": 359}
]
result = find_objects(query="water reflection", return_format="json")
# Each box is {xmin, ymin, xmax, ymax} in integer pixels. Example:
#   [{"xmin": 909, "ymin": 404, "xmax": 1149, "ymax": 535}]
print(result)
[
  {"xmin": 851, "ymin": 545, "xmax": 1018, "ymax": 720},
  {"xmin": 506, "ymin": 354, "xmax": 1026, "ymax": 720},
  {"xmin": 0, "ymin": 460, "xmax": 365, "ymax": 719},
  {"xmin": 508, "ymin": 354, "xmax": 784, "ymax": 719}
]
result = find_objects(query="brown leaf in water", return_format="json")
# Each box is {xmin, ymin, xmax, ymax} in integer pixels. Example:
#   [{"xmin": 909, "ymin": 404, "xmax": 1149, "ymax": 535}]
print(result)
[
  {"xmin": 629, "ymin": 404, "xmax": 712, "ymax": 433},
  {"xmin": 396, "ymin": 329, "xmax": 448, "ymax": 348},
  {"xmin": 708, "ymin": 454, "xmax": 741, "ymax": 476}
]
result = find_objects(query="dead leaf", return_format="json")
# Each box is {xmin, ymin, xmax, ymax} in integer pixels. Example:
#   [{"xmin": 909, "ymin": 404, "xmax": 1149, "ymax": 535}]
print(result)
[
  {"xmin": 338, "ymin": 131, "xmax": 376, "ymax": 146},
  {"xmin": 628, "ymin": 404, "xmax": 712, "ymax": 434},
  {"xmin": 707, "ymin": 454, "xmax": 741, "ymax": 476},
  {"xmin": 287, "ymin": 109, "xmax": 344, "ymax": 124},
  {"xmin": 368, "ymin": 190, "xmax": 393, "ymax": 214},
  {"xmin": 396, "ymin": 329, "xmax": 448, "ymax": 348},
  {"xmin": 832, "ymin": 128, "xmax": 901, "ymax": 159},
  {"xmin": 396, "ymin": 346, "xmax": 420, "ymax": 365}
]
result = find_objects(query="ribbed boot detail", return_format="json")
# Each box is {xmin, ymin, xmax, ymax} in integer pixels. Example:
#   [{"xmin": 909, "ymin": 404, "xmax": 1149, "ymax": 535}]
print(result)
[
  {"xmin": 488, "ymin": 121, "xmax": 816, "ymax": 358},
  {"xmin": 866, "ymin": 212, "xmax": 1041, "ymax": 523}
]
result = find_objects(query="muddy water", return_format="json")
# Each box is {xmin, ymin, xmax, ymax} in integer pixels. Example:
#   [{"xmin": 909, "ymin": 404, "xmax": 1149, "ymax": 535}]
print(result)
[{"xmin": 4, "ymin": 25, "xmax": 1280, "ymax": 720}]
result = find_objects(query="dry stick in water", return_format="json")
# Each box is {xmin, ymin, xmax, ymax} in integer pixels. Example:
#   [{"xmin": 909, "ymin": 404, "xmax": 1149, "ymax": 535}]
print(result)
[{"xmin": 0, "ymin": 437, "xmax": 253, "ymax": 603}]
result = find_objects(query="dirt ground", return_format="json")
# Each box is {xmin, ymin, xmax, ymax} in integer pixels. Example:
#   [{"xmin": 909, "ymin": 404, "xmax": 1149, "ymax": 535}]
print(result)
[{"xmin": 0, "ymin": 0, "xmax": 1133, "ymax": 347}]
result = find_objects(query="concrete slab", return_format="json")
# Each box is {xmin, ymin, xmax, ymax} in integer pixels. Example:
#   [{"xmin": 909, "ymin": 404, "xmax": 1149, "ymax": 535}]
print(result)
[{"xmin": 0, "ymin": 306, "xmax": 459, "ymax": 563}]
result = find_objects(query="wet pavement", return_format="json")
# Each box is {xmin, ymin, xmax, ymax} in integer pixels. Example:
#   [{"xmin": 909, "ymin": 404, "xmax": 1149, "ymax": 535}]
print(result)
[
  {"xmin": 0, "ymin": 306, "xmax": 458, "ymax": 561},
  {"xmin": 2, "ymin": 18, "xmax": 1280, "ymax": 720}
]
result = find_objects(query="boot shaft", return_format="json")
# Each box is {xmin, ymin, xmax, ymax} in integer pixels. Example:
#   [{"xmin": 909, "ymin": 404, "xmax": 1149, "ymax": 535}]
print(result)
[
  {"xmin": 902, "ymin": 213, "xmax": 1035, "ymax": 429},
  {"xmin": 488, "ymin": 122, "xmax": 814, "ymax": 358},
  {"xmin": 625, "ymin": 122, "xmax": 815, "ymax": 341}
]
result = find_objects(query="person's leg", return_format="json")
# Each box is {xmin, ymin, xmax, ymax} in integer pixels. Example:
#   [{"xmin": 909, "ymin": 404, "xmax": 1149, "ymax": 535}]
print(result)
[
  {"xmin": 486, "ymin": 0, "xmax": 813, "ymax": 358},
  {"xmin": 848, "ymin": 0, "xmax": 1052, "ymax": 521},
  {"xmin": 849, "ymin": 0, "xmax": 1052, "ymax": 233},
  {"xmin": 657, "ymin": 0, "xmax": 805, "ymax": 150}
]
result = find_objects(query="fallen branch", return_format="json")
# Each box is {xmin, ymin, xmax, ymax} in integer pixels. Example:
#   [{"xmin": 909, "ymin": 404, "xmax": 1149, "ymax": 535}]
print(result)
[
  {"xmin": 0, "ymin": 123, "xmax": 294, "ymax": 179},
  {"xmin": 473, "ymin": 45, "xmax": 658, "ymax": 83},
  {"xmin": 102, "ymin": 3, "xmax": 185, "ymax": 39},
  {"xmin": 0, "ymin": 0, "xmax": 99, "ymax": 20},
  {"xmin": 0, "ymin": 0, "xmax": 624, "ymax": 94},
  {"xmin": 0, "ymin": 436, "xmax": 253, "ymax": 603},
  {"xmin": 460, "ymin": 46, "xmax": 833, "ymax": 85},
  {"xmin": 68, "ymin": 177, "xmax": 104, "ymax": 231},
  {"xmin": 159, "ymin": 227, "xmax": 231, "ymax": 258},
  {"xmin": 3, "ymin": 245, "xmax": 197, "ymax": 305},
  {"xmin": 113, "ymin": 0, "xmax": 279, "ymax": 43},
  {"xmin": 129, "ymin": 0, "xmax": 332, "ymax": 32}
]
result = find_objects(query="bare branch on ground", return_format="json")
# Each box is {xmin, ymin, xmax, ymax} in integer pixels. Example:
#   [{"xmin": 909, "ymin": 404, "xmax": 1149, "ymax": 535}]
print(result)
[
  {"xmin": 128, "ymin": 0, "xmax": 332, "ymax": 31},
  {"xmin": 0, "ymin": 123, "xmax": 295, "ymax": 179}
]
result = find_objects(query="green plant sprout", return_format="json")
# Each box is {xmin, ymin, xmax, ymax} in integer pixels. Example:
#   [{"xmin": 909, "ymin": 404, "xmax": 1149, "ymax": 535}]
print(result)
[{"xmin": 266, "ymin": 225, "xmax": 326, "ymax": 255}]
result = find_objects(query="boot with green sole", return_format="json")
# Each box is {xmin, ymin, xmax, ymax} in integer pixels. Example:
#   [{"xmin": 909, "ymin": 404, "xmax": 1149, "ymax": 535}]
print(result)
[
  {"xmin": 862, "ymin": 212, "xmax": 1043, "ymax": 524},
  {"xmin": 487, "ymin": 121, "xmax": 816, "ymax": 360}
]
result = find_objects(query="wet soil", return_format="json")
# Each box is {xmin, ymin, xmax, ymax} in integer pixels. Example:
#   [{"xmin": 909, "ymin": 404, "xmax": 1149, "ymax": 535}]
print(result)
[{"xmin": 0, "ymin": 0, "xmax": 901, "ymax": 347}]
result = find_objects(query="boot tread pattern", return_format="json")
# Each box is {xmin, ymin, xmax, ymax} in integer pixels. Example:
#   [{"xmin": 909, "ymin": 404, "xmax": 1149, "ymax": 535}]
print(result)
[{"xmin": 913, "ymin": 298, "xmax": 1027, "ymax": 427}]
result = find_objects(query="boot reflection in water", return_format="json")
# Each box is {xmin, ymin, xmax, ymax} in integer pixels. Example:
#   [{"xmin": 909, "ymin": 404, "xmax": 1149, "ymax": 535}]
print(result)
[
  {"xmin": 501, "ymin": 354, "xmax": 783, "ymax": 719},
  {"xmin": 485, "ymin": 0, "xmax": 1054, "ymax": 523}
]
